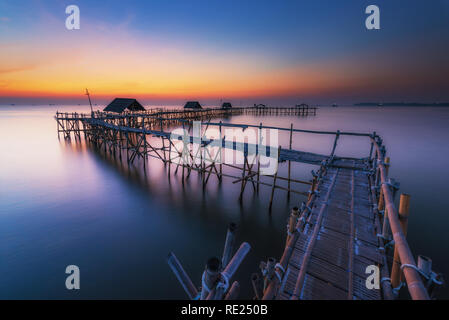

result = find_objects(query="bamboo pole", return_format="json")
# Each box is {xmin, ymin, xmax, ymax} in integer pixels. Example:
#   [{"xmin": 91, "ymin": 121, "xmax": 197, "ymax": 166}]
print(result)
[
  {"xmin": 257, "ymin": 123, "xmax": 262, "ymax": 194},
  {"xmin": 391, "ymin": 194, "xmax": 411, "ymax": 289},
  {"xmin": 262, "ymin": 171, "xmax": 320, "ymax": 300},
  {"xmin": 368, "ymin": 174, "xmax": 394, "ymax": 300},
  {"xmin": 201, "ymin": 257, "xmax": 221, "ymax": 300},
  {"xmin": 251, "ymin": 273, "xmax": 263, "ymax": 300},
  {"xmin": 287, "ymin": 207, "xmax": 299, "ymax": 243},
  {"xmin": 167, "ymin": 252, "xmax": 199, "ymax": 300},
  {"xmin": 219, "ymin": 121, "xmax": 223, "ymax": 180},
  {"xmin": 207, "ymin": 242, "xmax": 251, "ymax": 300},
  {"xmin": 373, "ymin": 141, "xmax": 429, "ymax": 300},
  {"xmin": 384, "ymin": 157, "xmax": 391, "ymax": 175},
  {"xmin": 380, "ymin": 157, "xmax": 391, "ymax": 239},
  {"xmin": 222, "ymin": 222, "xmax": 237, "ymax": 268},
  {"xmin": 330, "ymin": 131, "xmax": 340, "ymax": 158},
  {"xmin": 222, "ymin": 242, "xmax": 251, "ymax": 280},
  {"xmin": 269, "ymin": 170, "xmax": 278, "ymax": 211},
  {"xmin": 224, "ymin": 281, "xmax": 240, "ymax": 300},
  {"xmin": 239, "ymin": 156, "xmax": 247, "ymax": 201},
  {"xmin": 268, "ymin": 146, "xmax": 280, "ymax": 211},
  {"xmin": 288, "ymin": 124, "xmax": 293, "ymax": 198},
  {"xmin": 290, "ymin": 168, "xmax": 340, "ymax": 300}
]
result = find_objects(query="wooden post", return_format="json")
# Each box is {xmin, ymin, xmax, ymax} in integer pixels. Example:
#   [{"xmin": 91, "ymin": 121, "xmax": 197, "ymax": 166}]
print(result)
[
  {"xmin": 201, "ymin": 257, "xmax": 221, "ymax": 300},
  {"xmin": 391, "ymin": 194, "xmax": 411, "ymax": 289},
  {"xmin": 222, "ymin": 222, "xmax": 237, "ymax": 268}
]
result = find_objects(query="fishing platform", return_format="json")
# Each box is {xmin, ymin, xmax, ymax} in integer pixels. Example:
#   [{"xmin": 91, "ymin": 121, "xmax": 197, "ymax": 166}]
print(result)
[{"xmin": 55, "ymin": 104, "xmax": 442, "ymax": 300}]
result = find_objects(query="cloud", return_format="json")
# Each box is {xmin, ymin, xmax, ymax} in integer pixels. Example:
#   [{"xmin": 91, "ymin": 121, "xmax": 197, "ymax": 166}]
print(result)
[
  {"xmin": 0, "ymin": 17, "xmax": 10, "ymax": 22},
  {"xmin": 0, "ymin": 65, "xmax": 37, "ymax": 74}
]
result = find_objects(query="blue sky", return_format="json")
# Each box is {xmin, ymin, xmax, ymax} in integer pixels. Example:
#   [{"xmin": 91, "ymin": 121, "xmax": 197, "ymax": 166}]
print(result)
[{"xmin": 1, "ymin": 0, "xmax": 449, "ymax": 104}]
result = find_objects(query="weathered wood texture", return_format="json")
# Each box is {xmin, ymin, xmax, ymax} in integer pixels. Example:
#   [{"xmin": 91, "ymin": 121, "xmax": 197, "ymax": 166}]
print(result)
[{"xmin": 277, "ymin": 162, "xmax": 384, "ymax": 300}]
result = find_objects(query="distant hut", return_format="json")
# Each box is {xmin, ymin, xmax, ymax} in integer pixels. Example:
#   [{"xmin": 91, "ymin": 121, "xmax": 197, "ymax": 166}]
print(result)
[
  {"xmin": 184, "ymin": 101, "xmax": 202, "ymax": 109},
  {"xmin": 103, "ymin": 98, "xmax": 145, "ymax": 113},
  {"xmin": 221, "ymin": 102, "xmax": 232, "ymax": 110}
]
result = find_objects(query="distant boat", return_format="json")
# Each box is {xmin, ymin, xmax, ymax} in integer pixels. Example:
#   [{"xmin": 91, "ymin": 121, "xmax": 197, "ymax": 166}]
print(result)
[
  {"xmin": 10, "ymin": 104, "xmax": 15, "ymax": 106},
  {"xmin": 378, "ymin": 103, "xmax": 384, "ymax": 107},
  {"xmin": 332, "ymin": 103, "xmax": 338, "ymax": 107}
]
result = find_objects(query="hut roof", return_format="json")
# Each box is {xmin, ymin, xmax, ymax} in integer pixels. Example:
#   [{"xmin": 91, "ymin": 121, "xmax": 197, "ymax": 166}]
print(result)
[
  {"xmin": 222, "ymin": 102, "xmax": 232, "ymax": 109},
  {"xmin": 104, "ymin": 98, "xmax": 145, "ymax": 113},
  {"xmin": 184, "ymin": 101, "xmax": 202, "ymax": 109}
]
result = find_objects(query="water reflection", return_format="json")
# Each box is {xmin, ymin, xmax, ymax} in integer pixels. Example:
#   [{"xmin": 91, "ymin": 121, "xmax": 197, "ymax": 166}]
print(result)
[{"xmin": 1, "ymin": 105, "xmax": 449, "ymax": 299}]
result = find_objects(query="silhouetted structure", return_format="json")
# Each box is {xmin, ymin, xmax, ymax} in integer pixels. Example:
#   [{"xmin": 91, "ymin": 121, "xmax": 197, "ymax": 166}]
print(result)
[
  {"xmin": 184, "ymin": 101, "xmax": 202, "ymax": 109},
  {"xmin": 104, "ymin": 98, "xmax": 145, "ymax": 113},
  {"xmin": 222, "ymin": 102, "xmax": 232, "ymax": 109}
]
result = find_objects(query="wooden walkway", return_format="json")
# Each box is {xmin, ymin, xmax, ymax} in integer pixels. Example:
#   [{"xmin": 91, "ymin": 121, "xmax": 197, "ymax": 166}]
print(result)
[
  {"xmin": 276, "ymin": 162, "xmax": 383, "ymax": 300},
  {"xmin": 55, "ymin": 109, "xmax": 437, "ymax": 300}
]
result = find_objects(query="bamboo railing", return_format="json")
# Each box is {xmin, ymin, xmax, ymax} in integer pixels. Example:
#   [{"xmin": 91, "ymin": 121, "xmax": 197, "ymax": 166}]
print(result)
[
  {"xmin": 55, "ymin": 109, "xmax": 440, "ymax": 300},
  {"xmin": 371, "ymin": 136, "xmax": 430, "ymax": 300}
]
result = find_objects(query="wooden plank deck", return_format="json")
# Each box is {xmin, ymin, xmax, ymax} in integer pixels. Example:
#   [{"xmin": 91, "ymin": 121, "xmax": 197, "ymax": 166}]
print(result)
[{"xmin": 277, "ymin": 161, "xmax": 384, "ymax": 300}]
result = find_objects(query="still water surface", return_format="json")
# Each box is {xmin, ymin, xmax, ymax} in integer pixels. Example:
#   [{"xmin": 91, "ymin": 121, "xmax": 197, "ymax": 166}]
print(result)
[{"xmin": 1, "ymin": 105, "xmax": 448, "ymax": 299}]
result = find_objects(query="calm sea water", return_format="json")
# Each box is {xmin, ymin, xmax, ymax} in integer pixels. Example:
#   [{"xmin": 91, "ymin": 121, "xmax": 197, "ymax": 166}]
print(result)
[{"xmin": 1, "ymin": 105, "xmax": 448, "ymax": 299}]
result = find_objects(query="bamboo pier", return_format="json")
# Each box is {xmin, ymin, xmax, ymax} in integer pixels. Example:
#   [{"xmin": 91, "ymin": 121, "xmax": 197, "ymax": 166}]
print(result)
[
  {"xmin": 259, "ymin": 137, "xmax": 443, "ymax": 300},
  {"xmin": 54, "ymin": 105, "xmax": 442, "ymax": 300}
]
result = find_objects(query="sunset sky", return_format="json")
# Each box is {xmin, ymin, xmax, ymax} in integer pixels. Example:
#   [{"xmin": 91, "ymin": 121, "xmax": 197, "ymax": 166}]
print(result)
[{"xmin": 1, "ymin": 0, "xmax": 449, "ymax": 105}]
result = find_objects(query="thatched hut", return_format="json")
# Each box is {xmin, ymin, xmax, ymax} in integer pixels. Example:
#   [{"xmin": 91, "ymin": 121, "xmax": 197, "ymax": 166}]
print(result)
[
  {"xmin": 184, "ymin": 101, "xmax": 202, "ymax": 109},
  {"xmin": 103, "ymin": 98, "xmax": 145, "ymax": 113},
  {"xmin": 221, "ymin": 102, "xmax": 232, "ymax": 109}
]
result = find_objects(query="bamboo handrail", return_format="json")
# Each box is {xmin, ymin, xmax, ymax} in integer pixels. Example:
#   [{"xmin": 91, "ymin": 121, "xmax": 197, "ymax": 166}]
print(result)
[
  {"xmin": 371, "ymin": 138, "xmax": 429, "ymax": 300},
  {"xmin": 57, "ymin": 105, "xmax": 436, "ymax": 300},
  {"xmin": 56, "ymin": 111, "xmax": 368, "ymax": 137}
]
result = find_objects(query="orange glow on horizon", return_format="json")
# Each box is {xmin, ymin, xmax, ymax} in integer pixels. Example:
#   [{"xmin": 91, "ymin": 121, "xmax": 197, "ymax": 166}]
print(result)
[
  {"xmin": 2, "ymin": 13, "xmax": 444, "ymax": 102},
  {"xmin": 0, "ymin": 16, "xmax": 371, "ymax": 100}
]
